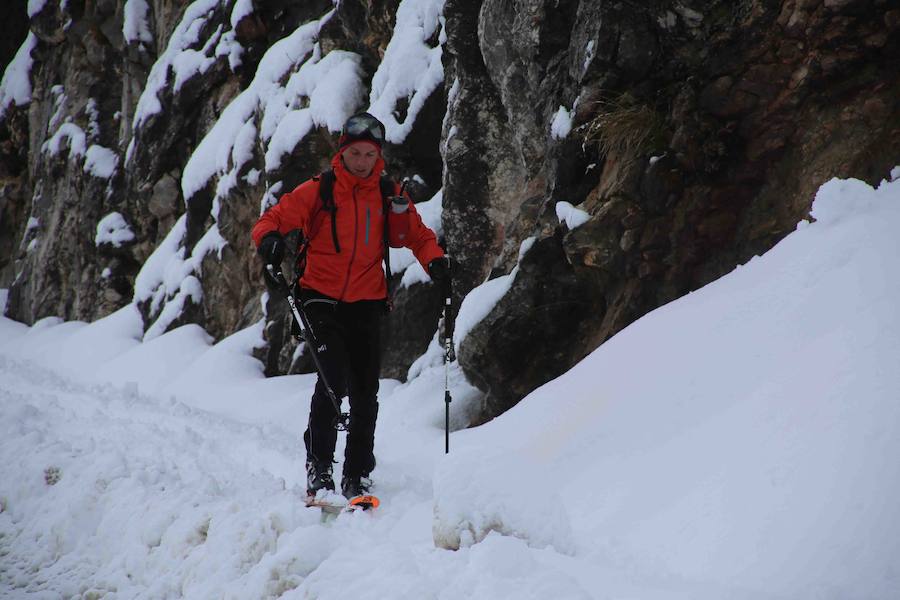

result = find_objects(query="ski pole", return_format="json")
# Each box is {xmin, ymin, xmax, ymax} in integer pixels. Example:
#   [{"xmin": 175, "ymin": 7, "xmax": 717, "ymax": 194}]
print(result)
[
  {"xmin": 265, "ymin": 265, "xmax": 350, "ymax": 431},
  {"xmin": 442, "ymin": 260, "xmax": 453, "ymax": 454}
]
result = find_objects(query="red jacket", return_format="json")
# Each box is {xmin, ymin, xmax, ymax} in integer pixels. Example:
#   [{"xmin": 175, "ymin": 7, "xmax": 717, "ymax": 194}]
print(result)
[{"xmin": 252, "ymin": 153, "xmax": 444, "ymax": 302}]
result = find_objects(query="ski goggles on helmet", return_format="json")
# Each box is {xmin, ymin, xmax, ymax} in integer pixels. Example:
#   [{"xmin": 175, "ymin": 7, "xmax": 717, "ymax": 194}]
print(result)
[{"xmin": 340, "ymin": 112, "xmax": 386, "ymax": 147}]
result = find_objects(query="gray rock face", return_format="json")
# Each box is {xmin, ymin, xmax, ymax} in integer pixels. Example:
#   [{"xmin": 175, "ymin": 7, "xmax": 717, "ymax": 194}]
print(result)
[
  {"xmin": 441, "ymin": 0, "xmax": 528, "ymax": 303},
  {"xmin": 1, "ymin": 1, "xmax": 898, "ymax": 420},
  {"xmin": 449, "ymin": 0, "xmax": 900, "ymax": 420},
  {"xmin": 4, "ymin": 0, "xmax": 132, "ymax": 321},
  {"xmin": 0, "ymin": 0, "xmax": 29, "ymax": 292}
]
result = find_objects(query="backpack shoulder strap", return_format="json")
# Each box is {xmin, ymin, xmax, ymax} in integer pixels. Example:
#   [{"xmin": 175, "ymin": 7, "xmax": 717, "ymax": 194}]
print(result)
[
  {"xmin": 319, "ymin": 169, "xmax": 336, "ymax": 211},
  {"xmin": 379, "ymin": 175, "xmax": 396, "ymax": 201},
  {"xmin": 316, "ymin": 169, "xmax": 340, "ymax": 253}
]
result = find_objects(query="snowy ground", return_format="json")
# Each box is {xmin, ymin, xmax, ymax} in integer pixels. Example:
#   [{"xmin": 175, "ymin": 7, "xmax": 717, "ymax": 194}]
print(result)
[{"xmin": 2, "ymin": 174, "xmax": 900, "ymax": 599}]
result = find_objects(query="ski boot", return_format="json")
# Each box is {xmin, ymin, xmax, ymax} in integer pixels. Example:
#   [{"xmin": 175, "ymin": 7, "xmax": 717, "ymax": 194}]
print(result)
[
  {"xmin": 340, "ymin": 474, "xmax": 379, "ymax": 511},
  {"xmin": 306, "ymin": 459, "xmax": 335, "ymax": 498},
  {"xmin": 341, "ymin": 474, "xmax": 372, "ymax": 498}
]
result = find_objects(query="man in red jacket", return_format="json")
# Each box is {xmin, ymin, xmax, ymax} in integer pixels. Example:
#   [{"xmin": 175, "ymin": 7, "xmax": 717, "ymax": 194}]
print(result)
[{"xmin": 252, "ymin": 112, "xmax": 449, "ymax": 500}]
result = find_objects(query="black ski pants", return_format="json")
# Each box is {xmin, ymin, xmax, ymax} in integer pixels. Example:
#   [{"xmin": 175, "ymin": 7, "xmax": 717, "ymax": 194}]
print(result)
[{"xmin": 300, "ymin": 289, "xmax": 382, "ymax": 479}]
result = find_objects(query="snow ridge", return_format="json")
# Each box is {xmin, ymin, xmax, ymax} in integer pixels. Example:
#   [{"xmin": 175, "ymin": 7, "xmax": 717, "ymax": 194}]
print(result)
[
  {"xmin": 130, "ymin": 0, "xmax": 240, "ymax": 138},
  {"xmin": 368, "ymin": 0, "xmax": 447, "ymax": 144},
  {"xmin": 123, "ymin": 0, "xmax": 153, "ymax": 46},
  {"xmin": 0, "ymin": 33, "xmax": 38, "ymax": 118}
]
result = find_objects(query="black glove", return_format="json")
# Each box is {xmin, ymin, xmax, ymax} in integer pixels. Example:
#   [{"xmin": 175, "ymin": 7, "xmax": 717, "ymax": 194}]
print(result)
[
  {"xmin": 258, "ymin": 232, "xmax": 285, "ymax": 266},
  {"xmin": 428, "ymin": 256, "xmax": 451, "ymax": 287}
]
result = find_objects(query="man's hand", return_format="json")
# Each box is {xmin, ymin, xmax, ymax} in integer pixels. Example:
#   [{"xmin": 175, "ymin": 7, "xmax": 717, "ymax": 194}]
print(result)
[
  {"xmin": 428, "ymin": 256, "xmax": 451, "ymax": 288},
  {"xmin": 258, "ymin": 232, "xmax": 285, "ymax": 267}
]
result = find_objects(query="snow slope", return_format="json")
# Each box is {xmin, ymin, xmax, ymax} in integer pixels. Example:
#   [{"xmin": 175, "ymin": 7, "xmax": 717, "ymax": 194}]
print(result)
[
  {"xmin": 435, "ymin": 175, "xmax": 900, "ymax": 598},
  {"xmin": 2, "ymin": 175, "xmax": 899, "ymax": 598}
]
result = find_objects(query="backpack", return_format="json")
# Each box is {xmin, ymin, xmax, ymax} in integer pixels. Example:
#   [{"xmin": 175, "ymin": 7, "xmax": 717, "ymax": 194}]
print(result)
[{"xmin": 293, "ymin": 169, "xmax": 398, "ymax": 289}]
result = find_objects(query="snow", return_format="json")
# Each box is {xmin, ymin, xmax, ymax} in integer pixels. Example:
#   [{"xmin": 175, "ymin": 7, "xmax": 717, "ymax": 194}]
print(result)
[
  {"xmin": 388, "ymin": 189, "xmax": 444, "ymax": 288},
  {"xmin": 26, "ymin": 0, "xmax": 47, "ymax": 18},
  {"xmin": 432, "ymin": 446, "xmax": 575, "ymax": 553},
  {"xmin": 143, "ymin": 276, "xmax": 203, "ymax": 341},
  {"xmin": 675, "ymin": 5, "xmax": 704, "ymax": 27},
  {"xmin": 3, "ymin": 173, "xmax": 899, "ymax": 596},
  {"xmin": 230, "ymin": 0, "xmax": 254, "ymax": 28},
  {"xmin": 7, "ymin": 0, "xmax": 900, "ymax": 584},
  {"xmin": 216, "ymin": 28, "xmax": 244, "ymax": 71},
  {"xmin": 290, "ymin": 49, "xmax": 366, "ymax": 133},
  {"xmin": 123, "ymin": 0, "xmax": 153, "ymax": 45},
  {"xmin": 133, "ymin": 217, "xmax": 226, "ymax": 340},
  {"xmin": 264, "ymin": 47, "xmax": 364, "ymax": 172},
  {"xmin": 85, "ymin": 98, "xmax": 101, "ymax": 138},
  {"xmin": 658, "ymin": 11, "xmax": 678, "ymax": 30},
  {"xmin": 43, "ymin": 122, "xmax": 87, "ymax": 158},
  {"xmin": 582, "ymin": 40, "xmax": 595, "ymax": 74},
  {"xmin": 0, "ymin": 32, "xmax": 38, "ymax": 118},
  {"xmin": 84, "ymin": 145, "xmax": 119, "ymax": 179},
  {"xmin": 453, "ymin": 237, "xmax": 535, "ymax": 351},
  {"xmin": 416, "ymin": 189, "xmax": 444, "ymax": 237},
  {"xmin": 261, "ymin": 181, "xmax": 283, "ymax": 214},
  {"xmin": 134, "ymin": 215, "xmax": 188, "ymax": 306},
  {"xmin": 555, "ymin": 200, "xmax": 590, "ymax": 230},
  {"xmin": 181, "ymin": 12, "xmax": 350, "ymax": 203},
  {"xmin": 95, "ymin": 212, "xmax": 135, "ymax": 247},
  {"xmin": 132, "ymin": 0, "xmax": 225, "ymax": 130},
  {"xmin": 0, "ymin": 173, "xmax": 900, "ymax": 600},
  {"xmin": 550, "ymin": 106, "xmax": 572, "ymax": 139},
  {"xmin": 171, "ymin": 27, "xmax": 221, "ymax": 93},
  {"xmin": 47, "ymin": 86, "xmax": 67, "ymax": 133},
  {"xmin": 368, "ymin": 0, "xmax": 446, "ymax": 144},
  {"xmin": 244, "ymin": 168, "xmax": 261, "ymax": 185},
  {"xmin": 434, "ymin": 175, "xmax": 900, "ymax": 597},
  {"xmin": 265, "ymin": 110, "xmax": 315, "ymax": 174}
]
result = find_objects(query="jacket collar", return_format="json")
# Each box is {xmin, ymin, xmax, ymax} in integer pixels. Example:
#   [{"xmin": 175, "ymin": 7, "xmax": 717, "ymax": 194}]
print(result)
[{"xmin": 331, "ymin": 152, "xmax": 385, "ymax": 189}]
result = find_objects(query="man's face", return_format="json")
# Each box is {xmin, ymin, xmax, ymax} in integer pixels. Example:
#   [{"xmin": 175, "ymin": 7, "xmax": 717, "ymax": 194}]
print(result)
[{"xmin": 342, "ymin": 142, "xmax": 379, "ymax": 178}]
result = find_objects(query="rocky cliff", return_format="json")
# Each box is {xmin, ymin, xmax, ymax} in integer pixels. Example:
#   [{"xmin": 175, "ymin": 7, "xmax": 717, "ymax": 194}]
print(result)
[{"xmin": 1, "ymin": 0, "xmax": 897, "ymax": 424}]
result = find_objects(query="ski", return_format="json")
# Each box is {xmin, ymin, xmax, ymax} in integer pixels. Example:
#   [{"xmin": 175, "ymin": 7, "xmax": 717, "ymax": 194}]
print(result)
[
  {"xmin": 305, "ymin": 492, "xmax": 380, "ymax": 517},
  {"xmin": 346, "ymin": 494, "xmax": 380, "ymax": 512}
]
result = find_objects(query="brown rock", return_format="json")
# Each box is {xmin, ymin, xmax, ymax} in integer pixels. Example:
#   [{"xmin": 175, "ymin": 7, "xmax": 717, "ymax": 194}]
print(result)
[
  {"xmin": 864, "ymin": 31, "xmax": 889, "ymax": 48},
  {"xmin": 824, "ymin": 0, "xmax": 858, "ymax": 9},
  {"xmin": 620, "ymin": 229, "xmax": 640, "ymax": 252},
  {"xmin": 886, "ymin": 10, "xmax": 900, "ymax": 29},
  {"xmin": 700, "ymin": 76, "xmax": 754, "ymax": 118},
  {"xmin": 638, "ymin": 261, "xmax": 665, "ymax": 279},
  {"xmin": 639, "ymin": 218, "xmax": 669, "ymax": 251},
  {"xmin": 103, "ymin": 287, "xmax": 124, "ymax": 303},
  {"xmin": 621, "ymin": 206, "xmax": 646, "ymax": 229},
  {"xmin": 234, "ymin": 13, "xmax": 266, "ymax": 42},
  {"xmin": 148, "ymin": 173, "xmax": 180, "ymax": 220},
  {"xmin": 697, "ymin": 211, "xmax": 737, "ymax": 244},
  {"xmin": 861, "ymin": 97, "xmax": 890, "ymax": 123},
  {"xmin": 788, "ymin": 64, "xmax": 811, "ymax": 89}
]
